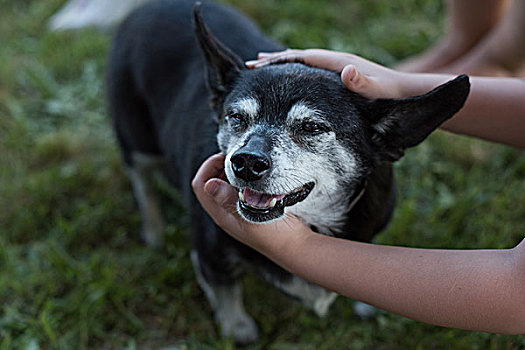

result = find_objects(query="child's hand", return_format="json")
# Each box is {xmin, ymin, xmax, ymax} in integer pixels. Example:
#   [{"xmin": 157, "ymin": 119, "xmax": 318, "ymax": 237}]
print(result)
[
  {"xmin": 246, "ymin": 49, "xmax": 408, "ymax": 100},
  {"xmin": 192, "ymin": 153, "xmax": 312, "ymax": 252},
  {"xmin": 191, "ymin": 153, "xmax": 246, "ymax": 237}
]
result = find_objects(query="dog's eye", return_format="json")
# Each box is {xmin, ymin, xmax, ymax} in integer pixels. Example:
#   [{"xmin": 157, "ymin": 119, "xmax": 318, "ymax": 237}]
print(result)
[
  {"xmin": 226, "ymin": 113, "xmax": 246, "ymax": 123},
  {"xmin": 301, "ymin": 121, "xmax": 327, "ymax": 134},
  {"xmin": 228, "ymin": 113, "xmax": 245, "ymax": 122},
  {"xmin": 226, "ymin": 113, "xmax": 248, "ymax": 131},
  {"xmin": 226, "ymin": 113, "xmax": 247, "ymax": 125}
]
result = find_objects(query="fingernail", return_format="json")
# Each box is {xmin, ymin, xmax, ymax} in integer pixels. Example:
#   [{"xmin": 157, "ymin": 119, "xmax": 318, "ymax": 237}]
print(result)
[
  {"xmin": 347, "ymin": 65, "xmax": 357, "ymax": 80},
  {"xmin": 254, "ymin": 61, "xmax": 270, "ymax": 68},
  {"xmin": 351, "ymin": 68, "xmax": 360, "ymax": 83},
  {"xmin": 341, "ymin": 65, "xmax": 358, "ymax": 88},
  {"xmin": 204, "ymin": 180, "xmax": 219, "ymax": 196},
  {"xmin": 245, "ymin": 60, "xmax": 269, "ymax": 69}
]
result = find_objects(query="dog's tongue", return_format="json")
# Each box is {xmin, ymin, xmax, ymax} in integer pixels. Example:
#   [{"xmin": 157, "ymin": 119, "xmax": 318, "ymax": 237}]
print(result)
[{"xmin": 244, "ymin": 188, "xmax": 285, "ymax": 208}]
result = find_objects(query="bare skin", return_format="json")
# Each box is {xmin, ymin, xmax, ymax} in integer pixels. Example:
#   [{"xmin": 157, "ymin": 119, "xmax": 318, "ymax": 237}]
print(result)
[
  {"xmin": 398, "ymin": 0, "xmax": 525, "ymax": 77},
  {"xmin": 246, "ymin": 49, "xmax": 525, "ymax": 148},
  {"xmin": 192, "ymin": 50, "xmax": 525, "ymax": 334},
  {"xmin": 192, "ymin": 154, "xmax": 525, "ymax": 335},
  {"xmin": 396, "ymin": 0, "xmax": 511, "ymax": 73},
  {"xmin": 436, "ymin": 0, "xmax": 525, "ymax": 77}
]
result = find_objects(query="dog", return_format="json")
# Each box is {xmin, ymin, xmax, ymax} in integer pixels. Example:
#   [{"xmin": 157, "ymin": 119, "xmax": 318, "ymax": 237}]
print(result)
[{"xmin": 107, "ymin": 0, "xmax": 470, "ymax": 344}]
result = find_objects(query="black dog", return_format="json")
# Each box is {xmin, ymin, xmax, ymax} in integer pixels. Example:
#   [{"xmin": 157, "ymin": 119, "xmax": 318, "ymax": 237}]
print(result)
[{"xmin": 107, "ymin": 0, "xmax": 470, "ymax": 343}]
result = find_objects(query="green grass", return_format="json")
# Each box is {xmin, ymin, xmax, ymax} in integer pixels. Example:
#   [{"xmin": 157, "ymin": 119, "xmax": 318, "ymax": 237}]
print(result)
[{"xmin": 1, "ymin": 0, "xmax": 524, "ymax": 349}]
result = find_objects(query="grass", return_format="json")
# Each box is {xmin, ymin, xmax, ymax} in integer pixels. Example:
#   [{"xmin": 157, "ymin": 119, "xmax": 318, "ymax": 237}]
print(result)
[{"xmin": 1, "ymin": 0, "xmax": 524, "ymax": 349}]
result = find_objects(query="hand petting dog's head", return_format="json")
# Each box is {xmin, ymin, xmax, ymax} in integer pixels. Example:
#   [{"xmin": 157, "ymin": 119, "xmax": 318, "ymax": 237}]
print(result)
[{"xmin": 194, "ymin": 3, "xmax": 470, "ymax": 225}]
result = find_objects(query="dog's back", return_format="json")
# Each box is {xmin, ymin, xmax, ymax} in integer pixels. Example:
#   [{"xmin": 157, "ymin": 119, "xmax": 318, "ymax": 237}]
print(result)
[{"xmin": 108, "ymin": 0, "xmax": 281, "ymax": 181}]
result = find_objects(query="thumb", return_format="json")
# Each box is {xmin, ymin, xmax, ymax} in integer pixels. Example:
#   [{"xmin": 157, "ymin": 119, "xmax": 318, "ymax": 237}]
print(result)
[
  {"xmin": 341, "ymin": 64, "xmax": 398, "ymax": 100},
  {"xmin": 204, "ymin": 178, "xmax": 239, "ymax": 206},
  {"xmin": 341, "ymin": 64, "xmax": 383, "ymax": 100},
  {"xmin": 341, "ymin": 65, "xmax": 375, "ymax": 95}
]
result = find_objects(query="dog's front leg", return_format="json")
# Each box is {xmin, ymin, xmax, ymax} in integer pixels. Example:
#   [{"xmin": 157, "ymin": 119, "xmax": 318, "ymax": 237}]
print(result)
[
  {"xmin": 189, "ymin": 211, "xmax": 259, "ymax": 344},
  {"xmin": 263, "ymin": 272, "xmax": 338, "ymax": 317},
  {"xmin": 190, "ymin": 249, "xmax": 259, "ymax": 345}
]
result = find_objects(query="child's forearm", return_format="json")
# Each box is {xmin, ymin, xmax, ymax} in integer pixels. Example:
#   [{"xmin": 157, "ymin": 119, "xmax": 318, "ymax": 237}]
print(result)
[
  {"xmin": 192, "ymin": 153, "xmax": 525, "ymax": 335},
  {"xmin": 262, "ymin": 231, "xmax": 525, "ymax": 334},
  {"xmin": 400, "ymin": 74, "xmax": 525, "ymax": 147}
]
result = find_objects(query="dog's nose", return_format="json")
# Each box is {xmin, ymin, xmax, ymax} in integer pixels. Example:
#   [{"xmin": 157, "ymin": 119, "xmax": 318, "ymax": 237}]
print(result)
[{"xmin": 230, "ymin": 152, "xmax": 270, "ymax": 182}]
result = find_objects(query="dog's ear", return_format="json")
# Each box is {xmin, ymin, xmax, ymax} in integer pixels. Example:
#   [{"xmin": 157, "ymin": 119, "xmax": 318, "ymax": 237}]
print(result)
[
  {"xmin": 364, "ymin": 75, "xmax": 470, "ymax": 161},
  {"xmin": 193, "ymin": 2, "xmax": 245, "ymax": 110}
]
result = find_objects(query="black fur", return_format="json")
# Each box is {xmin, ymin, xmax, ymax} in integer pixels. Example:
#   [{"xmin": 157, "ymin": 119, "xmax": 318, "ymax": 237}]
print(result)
[{"xmin": 108, "ymin": 0, "xmax": 470, "ymax": 342}]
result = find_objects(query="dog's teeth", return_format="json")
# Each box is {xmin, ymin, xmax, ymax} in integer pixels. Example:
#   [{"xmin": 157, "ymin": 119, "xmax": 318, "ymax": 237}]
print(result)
[
  {"xmin": 238, "ymin": 191, "xmax": 245, "ymax": 202},
  {"xmin": 269, "ymin": 198, "xmax": 277, "ymax": 208}
]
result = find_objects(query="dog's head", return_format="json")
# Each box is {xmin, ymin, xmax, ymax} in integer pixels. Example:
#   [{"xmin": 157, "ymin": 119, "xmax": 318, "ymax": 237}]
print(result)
[{"xmin": 194, "ymin": 4, "xmax": 470, "ymax": 225}]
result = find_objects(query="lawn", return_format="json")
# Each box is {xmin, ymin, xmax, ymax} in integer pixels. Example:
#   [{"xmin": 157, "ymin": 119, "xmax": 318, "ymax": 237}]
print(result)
[{"xmin": 1, "ymin": 0, "xmax": 524, "ymax": 349}]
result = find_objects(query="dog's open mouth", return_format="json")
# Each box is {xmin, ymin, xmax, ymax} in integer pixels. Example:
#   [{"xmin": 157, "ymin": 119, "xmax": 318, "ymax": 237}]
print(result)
[{"xmin": 237, "ymin": 182, "xmax": 315, "ymax": 223}]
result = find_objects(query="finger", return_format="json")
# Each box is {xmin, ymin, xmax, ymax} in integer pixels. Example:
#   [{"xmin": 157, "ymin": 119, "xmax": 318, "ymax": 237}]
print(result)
[
  {"xmin": 197, "ymin": 179, "xmax": 241, "ymax": 232},
  {"xmin": 248, "ymin": 50, "xmax": 350, "ymax": 72},
  {"xmin": 341, "ymin": 64, "xmax": 381, "ymax": 99},
  {"xmin": 192, "ymin": 154, "xmax": 239, "ymax": 225},
  {"xmin": 257, "ymin": 49, "xmax": 297, "ymax": 58},
  {"xmin": 340, "ymin": 65, "xmax": 359, "ymax": 90},
  {"xmin": 257, "ymin": 51, "xmax": 279, "ymax": 58},
  {"xmin": 246, "ymin": 53, "xmax": 305, "ymax": 69},
  {"xmin": 246, "ymin": 55, "xmax": 288, "ymax": 68},
  {"xmin": 247, "ymin": 50, "xmax": 291, "ymax": 67},
  {"xmin": 192, "ymin": 156, "xmax": 245, "ymax": 234},
  {"xmin": 247, "ymin": 50, "xmax": 305, "ymax": 68},
  {"xmin": 191, "ymin": 153, "xmax": 226, "ymax": 193},
  {"xmin": 245, "ymin": 59, "xmax": 261, "ymax": 68},
  {"xmin": 204, "ymin": 178, "xmax": 239, "ymax": 206}
]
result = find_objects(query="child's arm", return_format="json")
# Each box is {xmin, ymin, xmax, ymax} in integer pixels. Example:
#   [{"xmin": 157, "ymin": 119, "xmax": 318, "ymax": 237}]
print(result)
[
  {"xmin": 247, "ymin": 49, "xmax": 525, "ymax": 148},
  {"xmin": 192, "ymin": 154, "xmax": 525, "ymax": 335}
]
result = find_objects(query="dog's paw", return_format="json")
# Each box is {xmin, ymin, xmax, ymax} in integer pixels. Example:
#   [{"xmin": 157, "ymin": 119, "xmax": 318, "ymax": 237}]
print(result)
[
  {"xmin": 217, "ymin": 310, "xmax": 259, "ymax": 345},
  {"xmin": 312, "ymin": 291, "xmax": 338, "ymax": 317}
]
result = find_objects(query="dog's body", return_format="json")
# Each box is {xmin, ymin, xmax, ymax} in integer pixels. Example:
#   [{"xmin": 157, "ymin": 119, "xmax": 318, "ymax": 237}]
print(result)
[{"xmin": 108, "ymin": 0, "xmax": 469, "ymax": 343}]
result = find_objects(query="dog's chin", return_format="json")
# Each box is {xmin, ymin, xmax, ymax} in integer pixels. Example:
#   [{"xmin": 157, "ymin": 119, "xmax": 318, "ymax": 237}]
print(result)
[{"xmin": 236, "ymin": 182, "xmax": 315, "ymax": 224}]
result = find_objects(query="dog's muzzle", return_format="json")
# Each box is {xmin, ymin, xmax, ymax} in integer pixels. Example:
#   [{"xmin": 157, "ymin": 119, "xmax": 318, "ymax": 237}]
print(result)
[
  {"xmin": 236, "ymin": 182, "xmax": 315, "ymax": 223},
  {"xmin": 229, "ymin": 136, "xmax": 314, "ymax": 222},
  {"xmin": 230, "ymin": 151, "xmax": 270, "ymax": 182}
]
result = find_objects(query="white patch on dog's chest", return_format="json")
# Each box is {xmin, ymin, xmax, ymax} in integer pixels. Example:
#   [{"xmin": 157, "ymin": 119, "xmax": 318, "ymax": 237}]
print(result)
[{"xmin": 287, "ymin": 192, "xmax": 350, "ymax": 234}]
